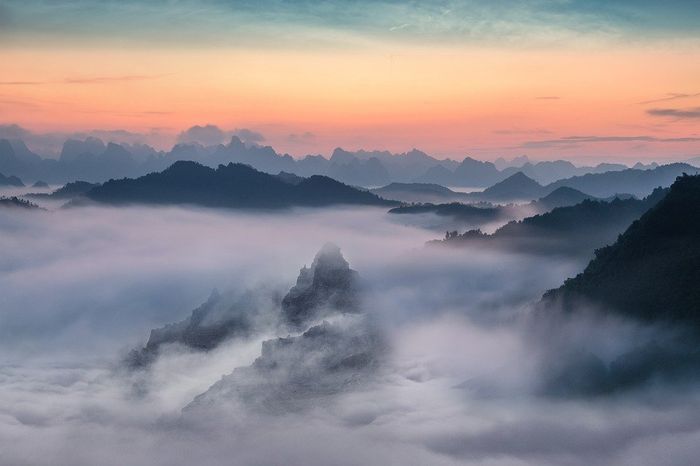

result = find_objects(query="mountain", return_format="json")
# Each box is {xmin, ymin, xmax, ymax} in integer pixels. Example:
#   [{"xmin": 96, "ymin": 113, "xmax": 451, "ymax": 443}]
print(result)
[
  {"xmin": 331, "ymin": 147, "xmax": 458, "ymax": 182},
  {"xmin": 433, "ymin": 188, "xmax": 668, "ymax": 256},
  {"xmin": 494, "ymin": 155, "xmax": 530, "ymax": 170},
  {"xmin": 529, "ymin": 186, "xmax": 596, "ymax": 212},
  {"xmin": 59, "ymin": 137, "xmax": 107, "ymax": 163},
  {"xmin": 185, "ymin": 318, "xmax": 383, "ymax": 414},
  {"xmin": 466, "ymin": 172, "xmax": 546, "ymax": 202},
  {"xmin": 1, "ymin": 134, "xmax": 678, "ymax": 190},
  {"xmin": 0, "ymin": 196, "xmax": 42, "ymax": 210},
  {"xmin": 543, "ymin": 174, "xmax": 700, "ymax": 325},
  {"xmin": 84, "ymin": 161, "xmax": 395, "ymax": 209},
  {"xmin": 537, "ymin": 175, "xmax": 700, "ymax": 396},
  {"xmin": 281, "ymin": 243, "xmax": 361, "ymax": 327},
  {"xmin": 370, "ymin": 182, "xmax": 468, "ymax": 203},
  {"xmin": 0, "ymin": 139, "xmax": 42, "ymax": 180},
  {"xmin": 180, "ymin": 244, "xmax": 383, "ymax": 414},
  {"xmin": 389, "ymin": 202, "xmax": 502, "ymax": 223},
  {"xmin": 28, "ymin": 180, "xmax": 100, "ymax": 200},
  {"xmin": 501, "ymin": 160, "xmax": 579, "ymax": 185},
  {"xmin": 31, "ymin": 180, "xmax": 49, "ymax": 188},
  {"xmin": 451, "ymin": 157, "xmax": 503, "ymax": 187},
  {"xmin": 546, "ymin": 163, "xmax": 699, "ymax": 198},
  {"xmin": 128, "ymin": 289, "xmax": 258, "ymax": 367},
  {"xmin": 0, "ymin": 170, "xmax": 24, "ymax": 187},
  {"xmin": 129, "ymin": 244, "xmax": 368, "ymax": 375},
  {"xmin": 327, "ymin": 155, "xmax": 391, "ymax": 186},
  {"xmin": 413, "ymin": 164, "xmax": 456, "ymax": 185}
]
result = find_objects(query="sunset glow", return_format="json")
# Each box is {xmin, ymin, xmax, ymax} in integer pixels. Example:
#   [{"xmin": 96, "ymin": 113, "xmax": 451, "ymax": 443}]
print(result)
[{"xmin": 1, "ymin": 1, "xmax": 699, "ymax": 161}]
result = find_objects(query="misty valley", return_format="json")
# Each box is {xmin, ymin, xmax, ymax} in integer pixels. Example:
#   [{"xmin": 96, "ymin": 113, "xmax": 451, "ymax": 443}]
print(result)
[{"xmin": 1, "ymin": 140, "xmax": 700, "ymax": 466}]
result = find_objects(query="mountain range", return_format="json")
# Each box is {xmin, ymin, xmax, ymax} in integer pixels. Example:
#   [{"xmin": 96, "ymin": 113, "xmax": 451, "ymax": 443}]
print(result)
[
  {"xmin": 81, "ymin": 161, "xmax": 396, "ymax": 209},
  {"xmin": 432, "ymin": 187, "xmax": 668, "ymax": 256},
  {"xmin": 0, "ymin": 134, "xmax": 683, "ymax": 187}
]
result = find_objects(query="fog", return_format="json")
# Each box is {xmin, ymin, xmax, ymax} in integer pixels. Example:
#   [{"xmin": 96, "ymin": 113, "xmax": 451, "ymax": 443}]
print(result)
[{"xmin": 0, "ymin": 203, "xmax": 698, "ymax": 465}]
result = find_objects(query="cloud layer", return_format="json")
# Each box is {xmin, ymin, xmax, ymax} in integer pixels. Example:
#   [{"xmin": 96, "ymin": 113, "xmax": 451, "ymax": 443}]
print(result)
[{"xmin": 1, "ymin": 198, "xmax": 699, "ymax": 465}]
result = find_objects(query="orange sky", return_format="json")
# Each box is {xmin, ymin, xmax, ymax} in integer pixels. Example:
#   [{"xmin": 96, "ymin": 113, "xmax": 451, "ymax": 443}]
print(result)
[{"xmin": 2, "ymin": 41, "xmax": 700, "ymax": 161}]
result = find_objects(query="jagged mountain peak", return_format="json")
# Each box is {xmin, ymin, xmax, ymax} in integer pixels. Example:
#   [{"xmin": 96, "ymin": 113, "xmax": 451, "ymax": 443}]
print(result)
[{"xmin": 282, "ymin": 244, "xmax": 360, "ymax": 327}]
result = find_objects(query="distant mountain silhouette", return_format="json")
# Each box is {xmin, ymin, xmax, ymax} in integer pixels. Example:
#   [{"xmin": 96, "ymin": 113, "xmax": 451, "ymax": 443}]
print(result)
[
  {"xmin": 433, "ymin": 188, "xmax": 668, "ymax": 256},
  {"xmin": 0, "ymin": 134, "xmax": 683, "ymax": 189},
  {"xmin": 414, "ymin": 158, "xmax": 634, "ymax": 187},
  {"xmin": 459, "ymin": 164, "xmax": 696, "ymax": 205},
  {"xmin": 389, "ymin": 202, "xmax": 503, "ymax": 223},
  {"xmin": 84, "ymin": 161, "xmax": 395, "ymax": 209},
  {"xmin": 0, "ymin": 171, "xmax": 24, "ymax": 187},
  {"xmin": 370, "ymin": 182, "xmax": 468, "ymax": 203},
  {"xmin": 466, "ymin": 172, "xmax": 546, "ymax": 202},
  {"xmin": 31, "ymin": 180, "xmax": 49, "ymax": 188},
  {"xmin": 543, "ymin": 174, "xmax": 700, "ymax": 324},
  {"xmin": 546, "ymin": 163, "xmax": 699, "ymax": 198},
  {"xmin": 494, "ymin": 155, "xmax": 531, "ymax": 171},
  {"xmin": 529, "ymin": 186, "xmax": 596, "ymax": 212},
  {"xmin": 28, "ymin": 180, "xmax": 100, "ymax": 200},
  {"xmin": 328, "ymin": 153, "xmax": 391, "ymax": 186},
  {"xmin": 0, "ymin": 196, "xmax": 42, "ymax": 210}
]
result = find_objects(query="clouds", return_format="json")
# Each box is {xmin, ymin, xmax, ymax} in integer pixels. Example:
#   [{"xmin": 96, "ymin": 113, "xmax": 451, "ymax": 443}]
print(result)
[
  {"xmin": 2, "ymin": 0, "xmax": 699, "ymax": 49},
  {"xmin": 0, "ymin": 124, "xmax": 166, "ymax": 157},
  {"xmin": 647, "ymin": 107, "xmax": 700, "ymax": 119},
  {"xmin": 232, "ymin": 128, "xmax": 266, "ymax": 144},
  {"xmin": 638, "ymin": 92, "xmax": 700, "ymax": 105},
  {"xmin": 0, "ymin": 75, "xmax": 163, "ymax": 86},
  {"xmin": 176, "ymin": 125, "xmax": 265, "ymax": 146},
  {"xmin": 1, "ymin": 201, "xmax": 700, "ymax": 464},
  {"xmin": 520, "ymin": 134, "xmax": 700, "ymax": 149}
]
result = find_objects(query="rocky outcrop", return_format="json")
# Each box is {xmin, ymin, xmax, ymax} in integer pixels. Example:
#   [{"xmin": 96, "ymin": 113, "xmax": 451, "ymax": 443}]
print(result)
[
  {"xmin": 185, "ymin": 317, "xmax": 384, "ymax": 414},
  {"xmin": 128, "ymin": 243, "xmax": 363, "ymax": 367},
  {"xmin": 282, "ymin": 243, "xmax": 361, "ymax": 327}
]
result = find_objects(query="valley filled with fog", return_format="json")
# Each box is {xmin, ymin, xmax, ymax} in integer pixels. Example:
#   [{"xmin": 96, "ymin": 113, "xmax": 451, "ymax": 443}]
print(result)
[{"xmin": 2, "ymin": 195, "xmax": 699, "ymax": 466}]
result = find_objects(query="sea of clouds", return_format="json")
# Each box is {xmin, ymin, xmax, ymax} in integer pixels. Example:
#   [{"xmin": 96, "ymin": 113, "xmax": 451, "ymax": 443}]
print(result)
[{"xmin": 1, "ymin": 198, "xmax": 698, "ymax": 466}]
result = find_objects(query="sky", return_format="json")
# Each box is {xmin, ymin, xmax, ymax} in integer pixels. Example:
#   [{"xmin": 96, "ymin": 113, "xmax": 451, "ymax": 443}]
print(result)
[{"xmin": 1, "ymin": 0, "xmax": 700, "ymax": 162}]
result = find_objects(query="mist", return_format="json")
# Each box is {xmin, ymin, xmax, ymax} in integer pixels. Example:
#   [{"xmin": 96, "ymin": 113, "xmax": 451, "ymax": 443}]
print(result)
[{"xmin": 1, "ymin": 203, "xmax": 699, "ymax": 466}]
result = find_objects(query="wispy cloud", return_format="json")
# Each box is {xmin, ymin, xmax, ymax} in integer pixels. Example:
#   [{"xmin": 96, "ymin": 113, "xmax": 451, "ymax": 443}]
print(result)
[
  {"xmin": 0, "ymin": 98, "xmax": 40, "ymax": 108},
  {"xmin": 0, "ymin": 75, "xmax": 164, "ymax": 86},
  {"xmin": 494, "ymin": 128, "xmax": 552, "ymax": 135},
  {"xmin": 647, "ymin": 107, "xmax": 700, "ymax": 119},
  {"xmin": 287, "ymin": 132, "xmax": 316, "ymax": 144},
  {"xmin": 63, "ymin": 75, "xmax": 162, "ymax": 84},
  {"xmin": 0, "ymin": 81, "xmax": 45, "ymax": 86},
  {"xmin": 520, "ymin": 135, "xmax": 700, "ymax": 148},
  {"xmin": 638, "ymin": 93, "xmax": 700, "ymax": 105}
]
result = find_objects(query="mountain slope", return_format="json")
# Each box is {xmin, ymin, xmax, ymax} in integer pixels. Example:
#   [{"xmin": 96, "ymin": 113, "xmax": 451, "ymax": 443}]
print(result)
[
  {"xmin": 543, "ymin": 174, "xmax": 700, "ymax": 325},
  {"xmin": 433, "ymin": 188, "xmax": 668, "ymax": 256}
]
